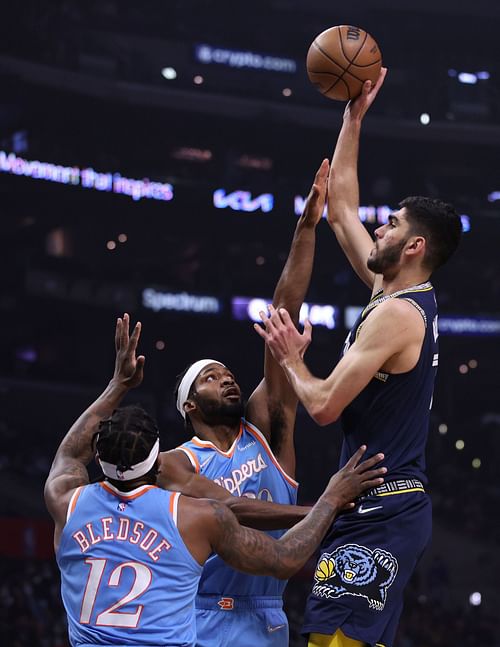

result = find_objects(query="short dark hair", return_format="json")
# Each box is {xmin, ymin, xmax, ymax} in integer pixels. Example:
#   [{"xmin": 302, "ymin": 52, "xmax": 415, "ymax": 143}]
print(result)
[
  {"xmin": 399, "ymin": 196, "xmax": 462, "ymax": 271},
  {"xmin": 173, "ymin": 365, "xmax": 195, "ymax": 431},
  {"xmin": 94, "ymin": 405, "xmax": 159, "ymax": 484}
]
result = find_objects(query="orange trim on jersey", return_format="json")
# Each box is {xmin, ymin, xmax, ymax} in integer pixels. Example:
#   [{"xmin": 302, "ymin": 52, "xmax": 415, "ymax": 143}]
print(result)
[
  {"xmin": 99, "ymin": 482, "xmax": 156, "ymax": 500},
  {"xmin": 169, "ymin": 491, "xmax": 181, "ymax": 526},
  {"xmin": 67, "ymin": 485, "xmax": 84, "ymax": 520},
  {"xmin": 244, "ymin": 421, "xmax": 298, "ymax": 489},
  {"xmin": 176, "ymin": 447, "xmax": 200, "ymax": 473},
  {"xmin": 189, "ymin": 423, "xmax": 243, "ymax": 458}
]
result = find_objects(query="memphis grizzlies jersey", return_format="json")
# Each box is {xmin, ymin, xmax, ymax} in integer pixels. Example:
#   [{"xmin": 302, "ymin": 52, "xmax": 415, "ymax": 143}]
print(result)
[
  {"xmin": 340, "ymin": 281, "xmax": 438, "ymax": 484},
  {"xmin": 178, "ymin": 419, "xmax": 298, "ymax": 597},
  {"xmin": 57, "ymin": 482, "xmax": 202, "ymax": 646}
]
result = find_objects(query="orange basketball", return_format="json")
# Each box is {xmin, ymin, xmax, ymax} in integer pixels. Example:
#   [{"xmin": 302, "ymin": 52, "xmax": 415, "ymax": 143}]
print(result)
[{"xmin": 306, "ymin": 25, "xmax": 382, "ymax": 101}]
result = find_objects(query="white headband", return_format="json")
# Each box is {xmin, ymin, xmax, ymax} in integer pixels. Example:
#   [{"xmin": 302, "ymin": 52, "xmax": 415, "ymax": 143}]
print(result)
[
  {"xmin": 98, "ymin": 439, "xmax": 160, "ymax": 482},
  {"xmin": 176, "ymin": 359, "xmax": 225, "ymax": 419}
]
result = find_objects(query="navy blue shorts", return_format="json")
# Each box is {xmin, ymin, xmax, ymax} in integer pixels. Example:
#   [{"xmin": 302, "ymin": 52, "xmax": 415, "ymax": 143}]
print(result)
[{"xmin": 302, "ymin": 491, "xmax": 432, "ymax": 647}]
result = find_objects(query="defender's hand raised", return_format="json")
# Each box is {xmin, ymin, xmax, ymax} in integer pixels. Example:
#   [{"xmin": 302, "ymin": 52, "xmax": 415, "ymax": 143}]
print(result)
[
  {"xmin": 254, "ymin": 305, "xmax": 312, "ymax": 365},
  {"xmin": 113, "ymin": 313, "xmax": 145, "ymax": 389},
  {"xmin": 301, "ymin": 158, "xmax": 330, "ymax": 228}
]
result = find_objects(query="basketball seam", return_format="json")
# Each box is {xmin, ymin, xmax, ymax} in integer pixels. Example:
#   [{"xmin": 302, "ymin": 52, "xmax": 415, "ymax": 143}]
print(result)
[
  {"xmin": 350, "ymin": 58, "xmax": 382, "ymax": 68},
  {"xmin": 312, "ymin": 41, "xmax": 344, "ymax": 93},
  {"xmin": 313, "ymin": 30, "xmax": 377, "ymax": 98},
  {"xmin": 337, "ymin": 28, "xmax": 370, "ymax": 88}
]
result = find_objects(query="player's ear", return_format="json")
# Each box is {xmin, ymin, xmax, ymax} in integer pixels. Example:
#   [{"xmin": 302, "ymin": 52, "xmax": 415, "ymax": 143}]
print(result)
[
  {"xmin": 183, "ymin": 400, "xmax": 196, "ymax": 416},
  {"xmin": 406, "ymin": 235, "xmax": 426, "ymax": 257}
]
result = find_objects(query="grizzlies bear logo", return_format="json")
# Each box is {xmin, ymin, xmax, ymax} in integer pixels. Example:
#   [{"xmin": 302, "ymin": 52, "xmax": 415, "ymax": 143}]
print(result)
[{"xmin": 312, "ymin": 543, "xmax": 398, "ymax": 611}]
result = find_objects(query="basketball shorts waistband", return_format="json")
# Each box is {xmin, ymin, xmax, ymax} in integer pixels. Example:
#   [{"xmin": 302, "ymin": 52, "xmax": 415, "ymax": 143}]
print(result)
[
  {"xmin": 361, "ymin": 477, "xmax": 425, "ymax": 498},
  {"xmin": 196, "ymin": 594, "xmax": 283, "ymax": 611}
]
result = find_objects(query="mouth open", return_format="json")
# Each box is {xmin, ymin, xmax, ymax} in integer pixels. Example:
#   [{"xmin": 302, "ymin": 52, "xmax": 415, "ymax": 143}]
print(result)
[{"xmin": 223, "ymin": 388, "xmax": 240, "ymax": 399}]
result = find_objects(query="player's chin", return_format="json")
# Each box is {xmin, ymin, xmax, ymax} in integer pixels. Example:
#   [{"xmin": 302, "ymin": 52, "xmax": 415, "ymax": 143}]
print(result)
[{"xmin": 220, "ymin": 399, "xmax": 245, "ymax": 418}]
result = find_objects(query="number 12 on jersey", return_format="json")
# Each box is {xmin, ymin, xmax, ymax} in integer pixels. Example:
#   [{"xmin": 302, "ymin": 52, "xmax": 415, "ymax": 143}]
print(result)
[{"xmin": 80, "ymin": 558, "xmax": 152, "ymax": 627}]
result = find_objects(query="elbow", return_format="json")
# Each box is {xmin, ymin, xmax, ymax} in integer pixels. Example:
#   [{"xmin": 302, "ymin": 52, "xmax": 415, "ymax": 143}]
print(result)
[
  {"xmin": 272, "ymin": 563, "xmax": 297, "ymax": 580},
  {"xmin": 309, "ymin": 403, "xmax": 340, "ymax": 427}
]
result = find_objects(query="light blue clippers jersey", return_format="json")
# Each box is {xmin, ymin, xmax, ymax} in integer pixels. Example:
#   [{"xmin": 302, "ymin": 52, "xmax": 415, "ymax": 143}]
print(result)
[
  {"xmin": 57, "ymin": 482, "xmax": 202, "ymax": 646},
  {"xmin": 178, "ymin": 419, "xmax": 298, "ymax": 598}
]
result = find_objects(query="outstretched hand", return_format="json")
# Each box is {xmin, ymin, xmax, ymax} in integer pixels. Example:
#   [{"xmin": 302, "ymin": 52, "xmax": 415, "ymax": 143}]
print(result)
[
  {"xmin": 344, "ymin": 66, "xmax": 387, "ymax": 122},
  {"xmin": 323, "ymin": 445, "xmax": 386, "ymax": 511},
  {"xmin": 301, "ymin": 158, "xmax": 330, "ymax": 227},
  {"xmin": 254, "ymin": 304, "xmax": 312, "ymax": 365},
  {"xmin": 113, "ymin": 313, "xmax": 145, "ymax": 389}
]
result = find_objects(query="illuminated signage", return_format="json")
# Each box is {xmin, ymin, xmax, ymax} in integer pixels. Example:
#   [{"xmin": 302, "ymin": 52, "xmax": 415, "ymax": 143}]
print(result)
[
  {"xmin": 345, "ymin": 307, "xmax": 499, "ymax": 335},
  {"xmin": 293, "ymin": 196, "xmax": 391, "ymax": 224},
  {"xmin": 232, "ymin": 297, "xmax": 338, "ymax": 330},
  {"xmin": 194, "ymin": 44, "xmax": 297, "ymax": 74},
  {"xmin": 438, "ymin": 316, "xmax": 500, "ymax": 336},
  {"xmin": 293, "ymin": 196, "xmax": 471, "ymax": 232},
  {"xmin": 142, "ymin": 288, "xmax": 221, "ymax": 314},
  {"xmin": 214, "ymin": 189, "xmax": 274, "ymax": 213},
  {"xmin": 0, "ymin": 151, "xmax": 173, "ymax": 202}
]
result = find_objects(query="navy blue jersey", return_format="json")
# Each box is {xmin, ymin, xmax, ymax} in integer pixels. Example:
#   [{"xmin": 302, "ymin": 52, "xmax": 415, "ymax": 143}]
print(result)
[{"xmin": 340, "ymin": 282, "xmax": 438, "ymax": 484}]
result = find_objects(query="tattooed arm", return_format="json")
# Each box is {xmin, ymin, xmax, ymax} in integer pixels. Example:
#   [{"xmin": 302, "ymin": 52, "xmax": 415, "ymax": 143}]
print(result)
[
  {"xmin": 44, "ymin": 314, "xmax": 144, "ymax": 548},
  {"xmin": 179, "ymin": 446, "xmax": 386, "ymax": 576}
]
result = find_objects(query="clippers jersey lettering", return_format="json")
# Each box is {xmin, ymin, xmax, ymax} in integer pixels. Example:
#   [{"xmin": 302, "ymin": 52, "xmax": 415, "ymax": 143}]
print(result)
[
  {"xmin": 178, "ymin": 419, "xmax": 298, "ymax": 597},
  {"xmin": 57, "ymin": 483, "xmax": 202, "ymax": 646},
  {"xmin": 340, "ymin": 282, "xmax": 438, "ymax": 483}
]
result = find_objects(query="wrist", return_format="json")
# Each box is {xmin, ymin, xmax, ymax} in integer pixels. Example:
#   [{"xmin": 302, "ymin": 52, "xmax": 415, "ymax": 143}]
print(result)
[
  {"xmin": 315, "ymin": 495, "xmax": 339, "ymax": 517},
  {"xmin": 107, "ymin": 378, "xmax": 130, "ymax": 397},
  {"xmin": 296, "ymin": 215, "xmax": 318, "ymax": 232},
  {"xmin": 280, "ymin": 355, "xmax": 303, "ymax": 373},
  {"xmin": 344, "ymin": 114, "xmax": 363, "ymax": 130}
]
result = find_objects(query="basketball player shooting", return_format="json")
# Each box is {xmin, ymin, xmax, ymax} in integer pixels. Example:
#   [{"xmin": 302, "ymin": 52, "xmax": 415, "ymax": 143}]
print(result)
[{"xmin": 255, "ymin": 68, "xmax": 462, "ymax": 647}]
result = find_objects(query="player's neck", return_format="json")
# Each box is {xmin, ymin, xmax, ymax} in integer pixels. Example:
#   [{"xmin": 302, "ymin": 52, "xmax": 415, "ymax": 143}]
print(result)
[
  {"xmin": 193, "ymin": 421, "xmax": 241, "ymax": 451},
  {"xmin": 381, "ymin": 266, "xmax": 430, "ymax": 296},
  {"xmin": 105, "ymin": 477, "xmax": 153, "ymax": 492}
]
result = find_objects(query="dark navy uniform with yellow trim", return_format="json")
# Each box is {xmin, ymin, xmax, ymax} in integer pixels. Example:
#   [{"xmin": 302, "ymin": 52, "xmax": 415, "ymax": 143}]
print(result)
[{"xmin": 303, "ymin": 282, "xmax": 437, "ymax": 647}]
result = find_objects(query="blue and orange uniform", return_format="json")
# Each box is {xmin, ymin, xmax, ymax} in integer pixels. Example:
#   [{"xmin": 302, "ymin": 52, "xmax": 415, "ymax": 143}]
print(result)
[
  {"xmin": 57, "ymin": 482, "xmax": 202, "ymax": 646},
  {"xmin": 178, "ymin": 418, "xmax": 298, "ymax": 647},
  {"xmin": 303, "ymin": 281, "xmax": 438, "ymax": 647}
]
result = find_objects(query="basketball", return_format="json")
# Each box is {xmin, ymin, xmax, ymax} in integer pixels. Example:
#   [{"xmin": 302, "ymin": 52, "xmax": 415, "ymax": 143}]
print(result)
[
  {"xmin": 306, "ymin": 25, "xmax": 382, "ymax": 101},
  {"xmin": 315, "ymin": 557, "xmax": 335, "ymax": 582}
]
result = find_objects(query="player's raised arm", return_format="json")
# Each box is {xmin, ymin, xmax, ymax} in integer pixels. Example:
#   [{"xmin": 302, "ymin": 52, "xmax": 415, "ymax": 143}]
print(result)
[
  {"xmin": 193, "ymin": 447, "xmax": 385, "ymax": 578},
  {"xmin": 44, "ymin": 314, "xmax": 144, "ymax": 546},
  {"xmin": 245, "ymin": 159, "xmax": 329, "ymax": 474},
  {"xmin": 327, "ymin": 68, "xmax": 387, "ymax": 292}
]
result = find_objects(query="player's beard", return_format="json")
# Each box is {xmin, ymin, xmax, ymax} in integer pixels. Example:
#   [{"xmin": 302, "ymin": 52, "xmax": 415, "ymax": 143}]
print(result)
[
  {"xmin": 367, "ymin": 238, "xmax": 407, "ymax": 274},
  {"xmin": 194, "ymin": 394, "xmax": 245, "ymax": 426}
]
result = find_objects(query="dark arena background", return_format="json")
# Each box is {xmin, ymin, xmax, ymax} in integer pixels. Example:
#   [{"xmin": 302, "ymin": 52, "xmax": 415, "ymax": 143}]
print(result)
[{"xmin": 1, "ymin": 1, "xmax": 499, "ymax": 645}]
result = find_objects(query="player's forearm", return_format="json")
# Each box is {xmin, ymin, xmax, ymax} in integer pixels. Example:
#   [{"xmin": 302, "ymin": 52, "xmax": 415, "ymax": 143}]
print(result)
[
  {"xmin": 225, "ymin": 497, "xmax": 311, "ymax": 530},
  {"xmin": 215, "ymin": 497, "xmax": 337, "ymax": 579},
  {"xmin": 328, "ymin": 117, "xmax": 362, "ymax": 224},
  {"xmin": 271, "ymin": 497, "xmax": 339, "ymax": 578},
  {"xmin": 281, "ymin": 358, "xmax": 334, "ymax": 426},
  {"xmin": 51, "ymin": 380, "xmax": 129, "ymax": 467},
  {"xmin": 273, "ymin": 218, "xmax": 317, "ymax": 322}
]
